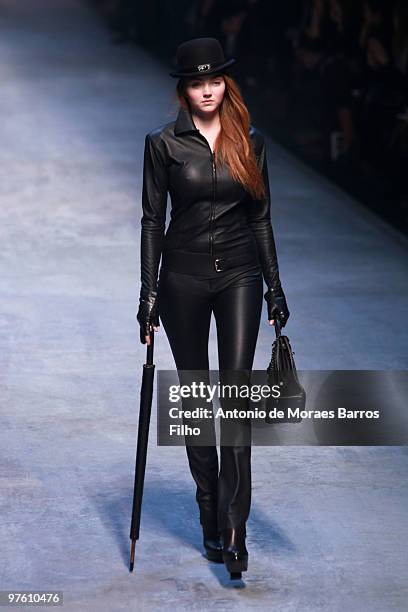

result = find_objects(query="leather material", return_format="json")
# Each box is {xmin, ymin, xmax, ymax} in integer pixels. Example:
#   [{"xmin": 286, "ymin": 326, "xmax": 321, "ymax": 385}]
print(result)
[
  {"xmin": 136, "ymin": 294, "xmax": 159, "ymax": 344},
  {"xmin": 203, "ymin": 536, "xmax": 224, "ymax": 563},
  {"xmin": 161, "ymin": 246, "xmax": 260, "ymax": 277},
  {"xmin": 157, "ymin": 266, "xmax": 263, "ymax": 530},
  {"xmin": 140, "ymin": 105, "xmax": 283, "ymax": 298},
  {"xmin": 202, "ymin": 522, "xmax": 223, "ymax": 563},
  {"xmin": 222, "ymin": 525, "xmax": 249, "ymax": 573},
  {"xmin": 264, "ymin": 284, "xmax": 290, "ymax": 327},
  {"xmin": 265, "ymin": 328, "xmax": 306, "ymax": 422}
]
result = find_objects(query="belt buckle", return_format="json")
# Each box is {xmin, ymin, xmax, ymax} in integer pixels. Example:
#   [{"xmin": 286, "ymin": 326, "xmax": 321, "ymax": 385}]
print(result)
[{"xmin": 214, "ymin": 258, "xmax": 224, "ymax": 272}]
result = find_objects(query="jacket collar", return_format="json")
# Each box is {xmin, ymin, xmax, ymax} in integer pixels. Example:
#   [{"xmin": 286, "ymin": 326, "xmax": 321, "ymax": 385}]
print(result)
[{"xmin": 174, "ymin": 106, "xmax": 198, "ymax": 135}]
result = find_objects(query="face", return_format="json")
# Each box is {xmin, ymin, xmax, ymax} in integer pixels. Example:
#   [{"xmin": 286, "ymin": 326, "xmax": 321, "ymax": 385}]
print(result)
[{"xmin": 183, "ymin": 74, "xmax": 226, "ymax": 115}]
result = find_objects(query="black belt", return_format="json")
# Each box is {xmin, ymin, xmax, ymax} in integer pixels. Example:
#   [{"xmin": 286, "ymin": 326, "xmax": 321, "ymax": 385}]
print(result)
[{"xmin": 161, "ymin": 248, "xmax": 260, "ymax": 276}]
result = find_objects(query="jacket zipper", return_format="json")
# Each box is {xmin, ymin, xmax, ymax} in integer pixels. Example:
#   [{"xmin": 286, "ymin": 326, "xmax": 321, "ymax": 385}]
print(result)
[
  {"xmin": 210, "ymin": 152, "xmax": 216, "ymax": 256},
  {"xmin": 195, "ymin": 132, "xmax": 216, "ymax": 255}
]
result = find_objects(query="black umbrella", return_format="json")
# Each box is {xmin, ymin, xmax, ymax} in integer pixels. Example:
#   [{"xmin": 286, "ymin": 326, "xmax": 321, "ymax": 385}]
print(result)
[{"xmin": 129, "ymin": 328, "xmax": 155, "ymax": 571}]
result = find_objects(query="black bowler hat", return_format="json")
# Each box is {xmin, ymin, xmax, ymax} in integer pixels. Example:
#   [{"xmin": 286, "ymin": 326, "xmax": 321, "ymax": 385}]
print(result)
[{"xmin": 169, "ymin": 37, "xmax": 236, "ymax": 78}]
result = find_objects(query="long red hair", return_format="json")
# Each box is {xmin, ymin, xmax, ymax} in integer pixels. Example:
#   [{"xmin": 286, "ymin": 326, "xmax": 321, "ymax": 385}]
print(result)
[{"xmin": 175, "ymin": 73, "xmax": 266, "ymax": 201}]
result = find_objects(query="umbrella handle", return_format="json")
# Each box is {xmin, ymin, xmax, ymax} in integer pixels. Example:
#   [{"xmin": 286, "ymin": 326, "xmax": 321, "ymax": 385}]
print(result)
[{"xmin": 146, "ymin": 326, "xmax": 154, "ymax": 365}]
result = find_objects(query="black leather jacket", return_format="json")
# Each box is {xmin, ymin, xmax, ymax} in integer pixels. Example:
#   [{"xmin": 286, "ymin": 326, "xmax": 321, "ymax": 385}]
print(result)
[{"xmin": 140, "ymin": 105, "xmax": 282, "ymax": 298}]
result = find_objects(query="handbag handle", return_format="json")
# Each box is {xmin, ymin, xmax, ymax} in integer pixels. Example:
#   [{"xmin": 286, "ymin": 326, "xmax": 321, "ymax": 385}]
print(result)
[{"xmin": 274, "ymin": 316, "xmax": 282, "ymax": 338}]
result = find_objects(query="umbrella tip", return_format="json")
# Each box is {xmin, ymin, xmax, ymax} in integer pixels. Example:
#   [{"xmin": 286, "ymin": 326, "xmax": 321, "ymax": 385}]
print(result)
[{"xmin": 129, "ymin": 539, "xmax": 136, "ymax": 572}]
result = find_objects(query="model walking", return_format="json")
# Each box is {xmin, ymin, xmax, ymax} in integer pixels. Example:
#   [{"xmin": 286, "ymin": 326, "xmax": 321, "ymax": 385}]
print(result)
[{"xmin": 136, "ymin": 37, "xmax": 290, "ymax": 579}]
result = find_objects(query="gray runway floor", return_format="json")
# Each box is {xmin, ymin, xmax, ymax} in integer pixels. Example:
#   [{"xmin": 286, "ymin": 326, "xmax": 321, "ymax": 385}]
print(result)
[{"xmin": 1, "ymin": 1, "xmax": 407, "ymax": 610}]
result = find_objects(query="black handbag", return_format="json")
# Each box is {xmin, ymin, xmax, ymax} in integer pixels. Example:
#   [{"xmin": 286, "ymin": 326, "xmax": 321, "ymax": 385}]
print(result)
[{"xmin": 264, "ymin": 318, "xmax": 306, "ymax": 423}]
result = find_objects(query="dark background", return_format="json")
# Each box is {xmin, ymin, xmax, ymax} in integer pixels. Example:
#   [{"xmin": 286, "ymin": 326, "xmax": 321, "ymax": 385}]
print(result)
[{"xmin": 89, "ymin": 0, "xmax": 408, "ymax": 236}]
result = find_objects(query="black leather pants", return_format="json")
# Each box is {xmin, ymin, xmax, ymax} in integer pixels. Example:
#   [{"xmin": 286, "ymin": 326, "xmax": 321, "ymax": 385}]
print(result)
[{"xmin": 157, "ymin": 262, "xmax": 263, "ymax": 530}]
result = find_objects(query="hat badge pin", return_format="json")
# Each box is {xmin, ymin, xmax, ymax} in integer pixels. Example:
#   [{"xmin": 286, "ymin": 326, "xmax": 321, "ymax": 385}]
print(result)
[{"xmin": 197, "ymin": 63, "xmax": 211, "ymax": 71}]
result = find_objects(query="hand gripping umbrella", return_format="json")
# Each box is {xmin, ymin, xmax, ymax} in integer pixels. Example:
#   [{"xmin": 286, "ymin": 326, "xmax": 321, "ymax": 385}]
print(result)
[{"xmin": 129, "ymin": 328, "xmax": 155, "ymax": 572}]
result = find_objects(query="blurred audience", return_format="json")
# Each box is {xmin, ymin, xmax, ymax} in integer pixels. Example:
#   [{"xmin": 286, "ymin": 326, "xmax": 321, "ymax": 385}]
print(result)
[{"xmin": 89, "ymin": 0, "xmax": 408, "ymax": 230}]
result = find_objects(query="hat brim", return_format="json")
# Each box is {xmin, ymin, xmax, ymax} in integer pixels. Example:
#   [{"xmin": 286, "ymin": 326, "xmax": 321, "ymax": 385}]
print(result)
[{"xmin": 169, "ymin": 58, "xmax": 236, "ymax": 78}]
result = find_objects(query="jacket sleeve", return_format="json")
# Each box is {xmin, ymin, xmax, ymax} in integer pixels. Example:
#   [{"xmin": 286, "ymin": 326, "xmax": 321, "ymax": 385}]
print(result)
[
  {"xmin": 140, "ymin": 132, "xmax": 168, "ymax": 299},
  {"xmin": 247, "ymin": 134, "xmax": 282, "ymax": 290}
]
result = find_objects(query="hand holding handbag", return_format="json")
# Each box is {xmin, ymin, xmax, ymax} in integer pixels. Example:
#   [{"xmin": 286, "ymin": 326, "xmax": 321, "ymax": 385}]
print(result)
[
  {"xmin": 264, "ymin": 284, "xmax": 290, "ymax": 327},
  {"xmin": 265, "ymin": 317, "xmax": 306, "ymax": 423}
]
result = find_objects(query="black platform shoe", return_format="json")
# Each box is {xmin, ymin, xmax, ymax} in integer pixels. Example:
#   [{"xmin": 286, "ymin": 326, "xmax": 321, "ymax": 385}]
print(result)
[
  {"xmin": 221, "ymin": 525, "xmax": 248, "ymax": 579},
  {"xmin": 202, "ymin": 525, "xmax": 223, "ymax": 563}
]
